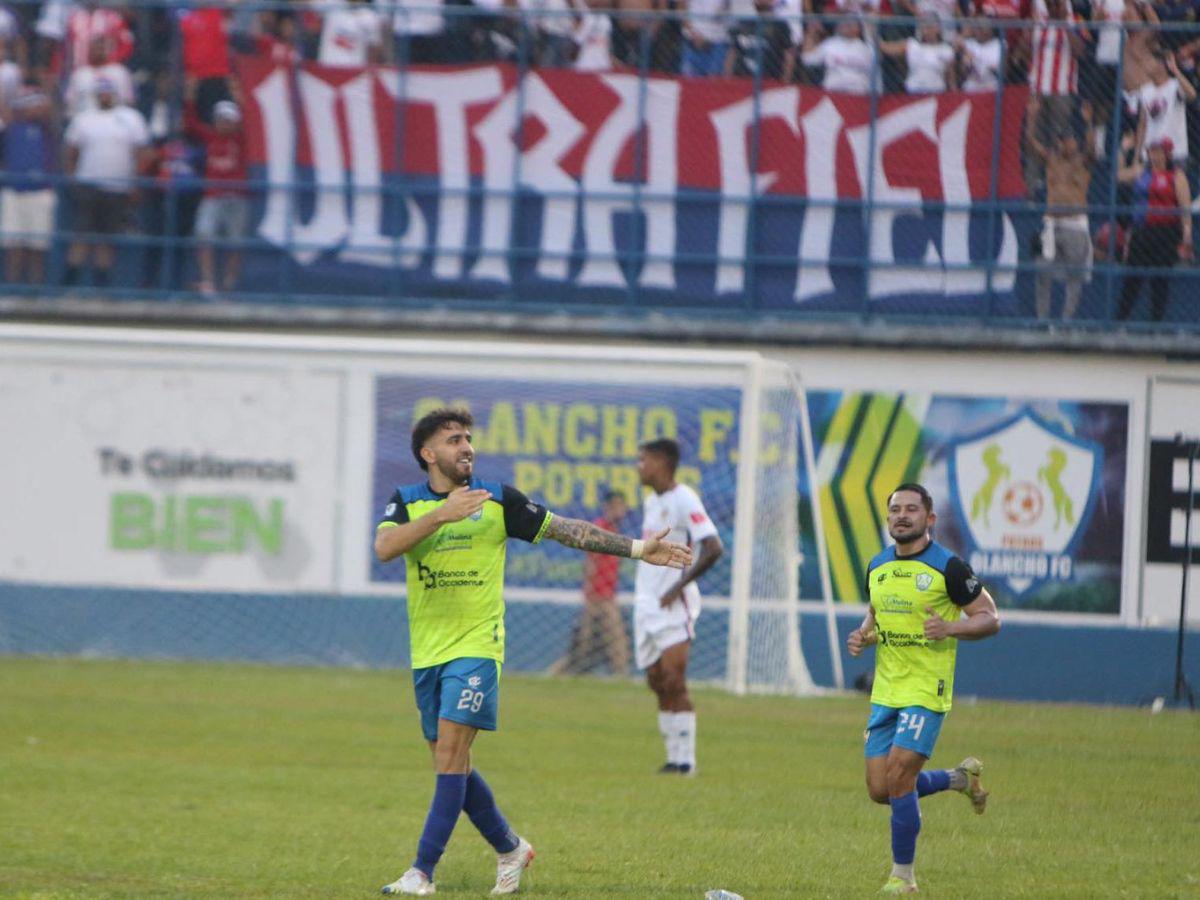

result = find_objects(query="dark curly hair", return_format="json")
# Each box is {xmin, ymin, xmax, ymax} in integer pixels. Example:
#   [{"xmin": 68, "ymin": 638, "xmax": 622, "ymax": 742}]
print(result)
[{"xmin": 411, "ymin": 408, "xmax": 473, "ymax": 471}]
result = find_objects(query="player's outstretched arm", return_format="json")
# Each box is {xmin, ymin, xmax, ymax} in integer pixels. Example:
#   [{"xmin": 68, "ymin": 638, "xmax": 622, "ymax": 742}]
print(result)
[{"xmin": 544, "ymin": 517, "xmax": 693, "ymax": 568}]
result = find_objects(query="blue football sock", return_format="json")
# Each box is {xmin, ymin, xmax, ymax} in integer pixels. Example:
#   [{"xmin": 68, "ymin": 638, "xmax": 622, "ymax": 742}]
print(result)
[
  {"xmin": 917, "ymin": 769, "xmax": 951, "ymax": 797},
  {"xmin": 463, "ymin": 769, "xmax": 519, "ymax": 853},
  {"xmin": 414, "ymin": 773, "xmax": 468, "ymax": 879},
  {"xmin": 889, "ymin": 791, "xmax": 922, "ymax": 866}
]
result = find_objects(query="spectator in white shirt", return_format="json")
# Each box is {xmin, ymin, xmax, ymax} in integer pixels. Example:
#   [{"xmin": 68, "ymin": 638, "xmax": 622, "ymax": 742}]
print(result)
[
  {"xmin": 318, "ymin": 0, "xmax": 383, "ymax": 67},
  {"xmin": 880, "ymin": 15, "xmax": 957, "ymax": 93},
  {"xmin": 955, "ymin": 19, "xmax": 1002, "ymax": 93},
  {"xmin": 573, "ymin": 0, "xmax": 614, "ymax": 70},
  {"xmin": 1136, "ymin": 51, "xmax": 1194, "ymax": 165},
  {"xmin": 63, "ymin": 35, "xmax": 134, "ymax": 118},
  {"xmin": 682, "ymin": 0, "xmax": 732, "ymax": 77},
  {"xmin": 802, "ymin": 16, "xmax": 875, "ymax": 95},
  {"xmin": 62, "ymin": 77, "xmax": 149, "ymax": 287}
]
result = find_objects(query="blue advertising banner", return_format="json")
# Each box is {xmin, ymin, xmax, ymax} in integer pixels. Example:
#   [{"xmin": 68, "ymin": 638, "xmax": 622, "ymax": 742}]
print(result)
[
  {"xmin": 370, "ymin": 376, "xmax": 744, "ymax": 596},
  {"xmin": 799, "ymin": 392, "xmax": 1128, "ymax": 614}
]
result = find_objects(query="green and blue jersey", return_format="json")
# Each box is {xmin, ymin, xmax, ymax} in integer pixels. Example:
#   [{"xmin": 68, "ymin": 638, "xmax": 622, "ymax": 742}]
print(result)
[
  {"xmin": 377, "ymin": 478, "xmax": 552, "ymax": 670},
  {"xmin": 864, "ymin": 541, "xmax": 983, "ymax": 713}
]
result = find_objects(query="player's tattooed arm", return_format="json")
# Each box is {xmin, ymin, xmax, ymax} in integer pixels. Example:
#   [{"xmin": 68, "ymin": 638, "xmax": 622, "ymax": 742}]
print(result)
[
  {"xmin": 544, "ymin": 515, "xmax": 634, "ymax": 556},
  {"xmin": 545, "ymin": 516, "xmax": 693, "ymax": 567}
]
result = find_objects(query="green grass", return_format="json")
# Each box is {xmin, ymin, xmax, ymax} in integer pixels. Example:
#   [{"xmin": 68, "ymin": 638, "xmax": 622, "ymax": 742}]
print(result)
[{"xmin": 1, "ymin": 658, "xmax": 1198, "ymax": 899}]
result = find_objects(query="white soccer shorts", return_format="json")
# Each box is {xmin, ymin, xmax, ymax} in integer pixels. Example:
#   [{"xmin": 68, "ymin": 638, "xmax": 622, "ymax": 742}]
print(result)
[{"xmin": 634, "ymin": 604, "xmax": 696, "ymax": 670}]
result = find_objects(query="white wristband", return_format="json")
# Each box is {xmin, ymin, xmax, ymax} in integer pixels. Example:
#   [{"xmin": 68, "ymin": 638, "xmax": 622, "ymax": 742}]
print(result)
[{"xmin": 630, "ymin": 539, "xmax": 645, "ymax": 560}]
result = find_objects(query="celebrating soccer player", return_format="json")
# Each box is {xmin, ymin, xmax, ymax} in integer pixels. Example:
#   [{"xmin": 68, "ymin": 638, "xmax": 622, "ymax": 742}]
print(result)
[
  {"xmin": 634, "ymin": 439, "xmax": 724, "ymax": 776},
  {"xmin": 847, "ymin": 483, "xmax": 1001, "ymax": 896},
  {"xmin": 375, "ymin": 409, "xmax": 693, "ymax": 896}
]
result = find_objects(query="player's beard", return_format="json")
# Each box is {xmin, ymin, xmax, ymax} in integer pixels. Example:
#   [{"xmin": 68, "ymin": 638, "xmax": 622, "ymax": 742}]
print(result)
[
  {"xmin": 436, "ymin": 454, "xmax": 472, "ymax": 486},
  {"xmin": 888, "ymin": 521, "xmax": 925, "ymax": 544}
]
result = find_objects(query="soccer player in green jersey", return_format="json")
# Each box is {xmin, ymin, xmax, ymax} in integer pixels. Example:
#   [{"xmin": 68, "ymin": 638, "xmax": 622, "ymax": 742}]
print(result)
[
  {"xmin": 375, "ymin": 408, "xmax": 693, "ymax": 896},
  {"xmin": 847, "ymin": 483, "xmax": 1001, "ymax": 895}
]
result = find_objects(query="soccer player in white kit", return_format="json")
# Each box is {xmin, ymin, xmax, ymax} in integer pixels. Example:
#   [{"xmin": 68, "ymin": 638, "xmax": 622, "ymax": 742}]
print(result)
[{"xmin": 635, "ymin": 439, "xmax": 725, "ymax": 775}]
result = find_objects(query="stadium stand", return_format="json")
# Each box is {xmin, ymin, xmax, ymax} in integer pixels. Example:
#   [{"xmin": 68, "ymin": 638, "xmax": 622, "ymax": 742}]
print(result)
[{"xmin": 0, "ymin": 0, "xmax": 1195, "ymax": 339}]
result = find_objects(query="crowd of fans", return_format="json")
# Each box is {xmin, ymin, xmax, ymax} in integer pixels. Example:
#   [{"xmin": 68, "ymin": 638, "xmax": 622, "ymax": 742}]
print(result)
[
  {"xmin": 0, "ymin": 0, "xmax": 1192, "ymax": 318},
  {"xmin": 0, "ymin": 0, "xmax": 251, "ymax": 291}
]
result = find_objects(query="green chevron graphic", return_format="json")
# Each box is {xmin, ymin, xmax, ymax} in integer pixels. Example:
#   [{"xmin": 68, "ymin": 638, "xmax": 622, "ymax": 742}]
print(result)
[{"xmin": 815, "ymin": 392, "xmax": 930, "ymax": 602}]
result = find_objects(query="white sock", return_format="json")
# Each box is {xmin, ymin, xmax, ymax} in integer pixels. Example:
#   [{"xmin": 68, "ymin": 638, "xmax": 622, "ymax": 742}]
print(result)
[
  {"xmin": 658, "ymin": 711, "xmax": 674, "ymax": 762},
  {"xmin": 891, "ymin": 863, "xmax": 914, "ymax": 882},
  {"xmin": 675, "ymin": 711, "xmax": 696, "ymax": 768}
]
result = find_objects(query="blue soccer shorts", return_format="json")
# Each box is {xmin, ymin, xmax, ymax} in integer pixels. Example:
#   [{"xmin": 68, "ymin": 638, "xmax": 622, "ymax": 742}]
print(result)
[
  {"xmin": 412, "ymin": 657, "xmax": 501, "ymax": 742},
  {"xmin": 863, "ymin": 703, "xmax": 946, "ymax": 759}
]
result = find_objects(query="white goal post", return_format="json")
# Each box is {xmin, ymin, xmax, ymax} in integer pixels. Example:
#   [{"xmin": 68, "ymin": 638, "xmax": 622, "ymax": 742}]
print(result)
[{"xmin": 725, "ymin": 356, "xmax": 842, "ymax": 695}]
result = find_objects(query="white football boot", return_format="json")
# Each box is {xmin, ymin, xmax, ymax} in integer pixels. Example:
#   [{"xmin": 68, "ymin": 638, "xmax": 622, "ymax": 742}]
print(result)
[
  {"xmin": 490, "ymin": 837, "xmax": 535, "ymax": 895},
  {"xmin": 381, "ymin": 867, "xmax": 436, "ymax": 895}
]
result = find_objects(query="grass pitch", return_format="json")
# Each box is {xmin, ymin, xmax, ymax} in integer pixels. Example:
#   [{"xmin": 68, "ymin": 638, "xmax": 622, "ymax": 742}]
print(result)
[{"xmin": 1, "ymin": 657, "xmax": 1198, "ymax": 899}]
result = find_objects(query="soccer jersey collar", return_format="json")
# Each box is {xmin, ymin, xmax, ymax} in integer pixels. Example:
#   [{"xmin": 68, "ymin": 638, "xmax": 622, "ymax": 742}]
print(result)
[
  {"xmin": 424, "ymin": 477, "xmax": 477, "ymax": 499},
  {"xmin": 893, "ymin": 537, "xmax": 933, "ymax": 560}
]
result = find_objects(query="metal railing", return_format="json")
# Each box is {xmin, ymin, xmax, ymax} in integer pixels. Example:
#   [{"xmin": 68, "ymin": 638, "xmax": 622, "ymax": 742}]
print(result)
[{"xmin": 0, "ymin": 1, "xmax": 1199, "ymax": 335}]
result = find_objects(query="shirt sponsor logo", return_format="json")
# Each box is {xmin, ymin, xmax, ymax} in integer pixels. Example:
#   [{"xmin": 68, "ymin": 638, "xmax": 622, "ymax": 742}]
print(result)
[
  {"xmin": 689, "ymin": 511, "xmax": 708, "ymax": 524},
  {"xmin": 876, "ymin": 571, "xmax": 887, "ymax": 583},
  {"xmin": 416, "ymin": 560, "xmax": 484, "ymax": 590},
  {"xmin": 385, "ymin": 503, "xmax": 396, "ymax": 516},
  {"xmin": 878, "ymin": 629, "xmax": 928, "ymax": 649},
  {"xmin": 879, "ymin": 595, "xmax": 913, "ymax": 613},
  {"xmin": 434, "ymin": 532, "xmax": 472, "ymax": 552}
]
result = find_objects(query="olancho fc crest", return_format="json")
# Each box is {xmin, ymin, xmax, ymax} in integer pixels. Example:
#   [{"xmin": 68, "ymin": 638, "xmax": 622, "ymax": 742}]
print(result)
[{"xmin": 948, "ymin": 409, "xmax": 1100, "ymax": 596}]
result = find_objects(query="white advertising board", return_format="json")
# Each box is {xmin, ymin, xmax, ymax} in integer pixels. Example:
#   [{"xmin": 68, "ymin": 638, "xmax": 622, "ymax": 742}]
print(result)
[{"xmin": 0, "ymin": 359, "xmax": 341, "ymax": 592}]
